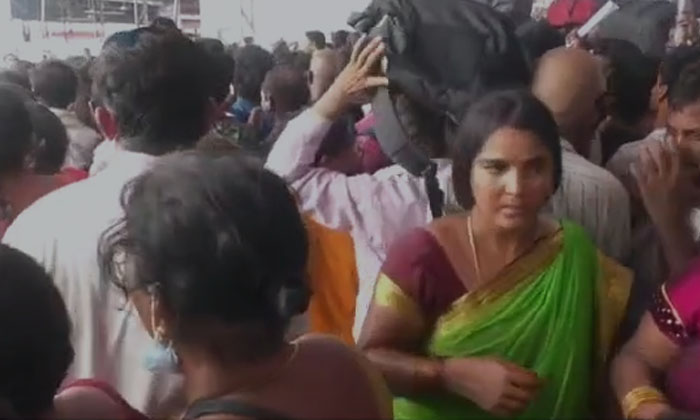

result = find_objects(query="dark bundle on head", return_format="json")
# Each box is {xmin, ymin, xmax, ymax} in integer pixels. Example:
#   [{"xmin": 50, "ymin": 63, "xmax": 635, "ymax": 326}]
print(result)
[
  {"xmin": 0, "ymin": 244, "xmax": 73, "ymax": 418},
  {"xmin": 234, "ymin": 45, "xmax": 275, "ymax": 104},
  {"xmin": 660, "ymin": 45, "xmax": 700, "ymax": 93},
  {"xmin": 516, "ymin": 20, "xmax": 564, "ymax": 63},
  {"xmin": 30, "ymin": 60, "xmax": 78, "ymax": 109},
  {"xmin": 197, "ymin": 38, "xmax": 235, "ymax": 104},
  {"xmin": 0, "ymin": 86, "xmax": 34, "ymax": 176},
  {"xmin": 451, "ymin": 89, "xmax": 562, "ymax": 209},
  {"xmin": 594, "ymin": 39, "xmax": 659, "ymax": 125},
  {"xmin": 26, "ymin": 102, "xmax": 69, "ymax": 174},
  {"xmin": 100, "ymin": 152, "xmax": 308, "ymax": 361},
  {"xmin": 669, "ymin": 61, "xmax": 700, "ymax": 111},
  {"xmin": 262, "ymin": 64, "xmax": 309, "ymax": 114},
  {"xmin": 92, "ymin": 28, "xmax": 212, "ymax": 154},
  {"xmin": 306, "ymin": 31, "xmax": 327, "ymax": 50},
  {"xmin": 350, "ymin": 0, "xmax": 532, "ymax": 167}
]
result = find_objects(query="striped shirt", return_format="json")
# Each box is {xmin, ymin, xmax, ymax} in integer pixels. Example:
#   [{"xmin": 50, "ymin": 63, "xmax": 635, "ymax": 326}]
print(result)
[{"xmin": 547, "ymin": 140, "xmax": 631, "ymax": 262}]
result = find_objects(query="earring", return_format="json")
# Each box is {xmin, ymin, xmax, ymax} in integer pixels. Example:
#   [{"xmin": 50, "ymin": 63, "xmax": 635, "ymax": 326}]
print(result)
[{"xmin": 142, "ymin": 294, "xmax": 180, "ymax": 373}]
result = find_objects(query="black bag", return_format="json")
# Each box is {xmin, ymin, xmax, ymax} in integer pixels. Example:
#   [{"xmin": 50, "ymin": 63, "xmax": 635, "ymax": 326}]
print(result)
[
  {"xmin": 348, "ymin": 0, "xmax": 530, "ymax": 217},
  {"xmin": 596, "ymin": 0, "xmax": 676, "ymax": 59}
]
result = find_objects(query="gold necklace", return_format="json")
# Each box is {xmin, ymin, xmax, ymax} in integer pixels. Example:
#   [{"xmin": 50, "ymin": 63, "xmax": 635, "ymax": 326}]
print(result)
[{"xmin": 467, "ymin": 215, "xmax": 482, "ymax": 285}]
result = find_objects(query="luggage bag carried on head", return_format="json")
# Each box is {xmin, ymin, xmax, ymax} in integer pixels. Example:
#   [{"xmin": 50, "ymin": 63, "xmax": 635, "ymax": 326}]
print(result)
[{"xmin": 348, "ymin": 0, "xmax": 531, "ymax": 218}]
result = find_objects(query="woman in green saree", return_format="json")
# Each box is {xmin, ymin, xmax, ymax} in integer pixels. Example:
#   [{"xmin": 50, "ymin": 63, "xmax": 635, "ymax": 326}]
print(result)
[{"xmin": 358, "ymin": 90, "xmax": 632, "ymax": 419}]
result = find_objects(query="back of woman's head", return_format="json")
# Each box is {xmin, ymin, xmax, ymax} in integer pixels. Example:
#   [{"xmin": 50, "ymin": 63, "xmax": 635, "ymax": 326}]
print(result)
[
  {"xmin": 452, "ymin": 89, "xmax": 562, "ymax": 208},
  {"xmin": 0, "ymin": 244, "xmax": 73, "ymax": 417},
  {"xmin": 0, "ymin": 85, "xmax": 33, "ymax": 176},
  {"xmin": 26, "ymin": 102, "xmax": 69, "ymax": 174},
  {"xmin": 101, "ymin": 152, "xmax": 308, "ymax": 358}
]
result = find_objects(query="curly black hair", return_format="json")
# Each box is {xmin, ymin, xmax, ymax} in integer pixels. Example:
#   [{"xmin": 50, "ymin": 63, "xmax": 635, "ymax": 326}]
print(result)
[{"xmin": 100, "ymin": 152, "xmax": 309, "ymax": 361}]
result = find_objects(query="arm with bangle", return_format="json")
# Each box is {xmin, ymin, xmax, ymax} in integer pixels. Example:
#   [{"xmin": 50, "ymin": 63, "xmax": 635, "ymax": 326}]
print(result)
[{"xmin": 611, "ymin": 314, "xmax": 680, "ymax": 419}]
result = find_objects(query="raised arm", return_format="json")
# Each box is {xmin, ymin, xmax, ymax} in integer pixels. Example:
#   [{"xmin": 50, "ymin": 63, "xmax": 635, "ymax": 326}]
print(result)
[{"xmin": 633, "ymin": 140, "xmax": 699, "ymax": 277}]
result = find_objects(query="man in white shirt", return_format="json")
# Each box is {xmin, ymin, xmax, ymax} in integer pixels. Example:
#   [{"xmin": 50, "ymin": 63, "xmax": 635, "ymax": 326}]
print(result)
[
  {"xmin": 267, "ymin": 38, "xmax": 456, "ymax": 339},
  {"xmin": 30, "ymin": 60, "xmax": 102, "ymax": 170},
  {"xmin": 4, "ymin": 29, "xmax": 214, "ymax": 416},
  {"xmin": 533, "ymin": 47, "xmax": 631, "ymax": 262}
]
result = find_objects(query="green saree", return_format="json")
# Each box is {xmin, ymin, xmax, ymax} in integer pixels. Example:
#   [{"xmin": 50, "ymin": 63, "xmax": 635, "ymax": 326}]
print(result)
[{"xmin": 381, "ymin": 221, "xmax": 630, "ymax": 420}]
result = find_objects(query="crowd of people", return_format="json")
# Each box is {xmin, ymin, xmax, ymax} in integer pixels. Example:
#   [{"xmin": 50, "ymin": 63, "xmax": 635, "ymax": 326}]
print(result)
[{"xmin": 0, "ymin": 0, "xmax": 699, "ymax": 418}]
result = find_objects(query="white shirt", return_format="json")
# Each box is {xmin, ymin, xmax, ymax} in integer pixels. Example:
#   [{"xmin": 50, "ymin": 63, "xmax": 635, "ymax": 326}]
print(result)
[
  {"xmin": 266, "ymin": 110, "xmax": 455, "ymax": 339},
  {"xmin": 547, "ymin": 140, "xmax": 632, "ymax": 262},
  {"xmin": 606, "ymin": 128, "xmax": 667, "ymax": 194},
  {"xmin": 51, "ymin": 108, "xmax": 102, "ymax": 170},
  {"xmin": 3, "ymin": 148, "xmax": 182, "ymax": 416}
]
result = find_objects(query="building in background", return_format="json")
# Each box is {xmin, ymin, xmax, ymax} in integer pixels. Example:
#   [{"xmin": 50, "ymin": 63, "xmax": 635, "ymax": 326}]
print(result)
[{"xmin": 2, "ymin": 0, "xmax": 201, "ymax": 61}]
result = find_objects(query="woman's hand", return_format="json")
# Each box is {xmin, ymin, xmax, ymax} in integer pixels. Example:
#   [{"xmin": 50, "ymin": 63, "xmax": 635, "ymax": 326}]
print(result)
[
  {"xmin": 313, "ymin": 36, "xmax": 389, "ymax": 121},
  {"xmin": 441, "ymin": 357, "xmax": 542, "ymax": 417}
]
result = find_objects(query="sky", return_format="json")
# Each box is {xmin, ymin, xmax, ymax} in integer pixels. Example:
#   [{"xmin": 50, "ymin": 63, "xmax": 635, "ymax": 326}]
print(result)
[{"xmin": 201, "ymin": 0, "xmax": 369, "ymax": 47}]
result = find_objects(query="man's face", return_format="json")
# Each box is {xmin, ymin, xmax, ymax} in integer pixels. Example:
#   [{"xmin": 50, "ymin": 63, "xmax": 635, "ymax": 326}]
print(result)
[{"xmin": 667, "ymin": 101, "xmax": 700, "ymax": 145}]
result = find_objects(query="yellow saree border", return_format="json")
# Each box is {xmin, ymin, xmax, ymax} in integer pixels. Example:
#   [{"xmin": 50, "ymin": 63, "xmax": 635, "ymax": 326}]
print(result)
[
  {"xmin": 595, "ymin": 252, "xmax": 633, "ymax": 363},
  {"xmin": 374, "ymin": 273, "xmax": 426, "ymax": 330},
  {"xmin": 435, "ymin": 228, "xmax": 564, "ymax": 332}
]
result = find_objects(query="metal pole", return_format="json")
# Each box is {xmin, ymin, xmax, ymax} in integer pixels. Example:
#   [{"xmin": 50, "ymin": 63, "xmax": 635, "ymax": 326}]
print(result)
[
  {"xmin": 173, "ymin": 0, "xmax": 180, "ymax": 27},
  {"xmin": 41, "ymin": 0, "xmax": 46, "ymax": 22},
  {"xmin": 133, "ymin": 0, "xmax": 138, "ymax": 26}
]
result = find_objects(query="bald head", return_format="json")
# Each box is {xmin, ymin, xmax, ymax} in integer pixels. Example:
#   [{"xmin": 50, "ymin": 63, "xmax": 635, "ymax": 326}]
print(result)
[
  {"xmin": 309, "ymin": 49, "xmax": 341, "ymax": 102},
  {"xmin": 532, "ymin": 47, "xmax": 606, "ymax": 143}
]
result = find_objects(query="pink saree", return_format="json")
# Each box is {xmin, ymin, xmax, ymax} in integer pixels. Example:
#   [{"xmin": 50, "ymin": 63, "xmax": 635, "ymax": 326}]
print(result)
[{"xmin": 651, "ymin": 257, "xmax": 700, "ymax": 412}]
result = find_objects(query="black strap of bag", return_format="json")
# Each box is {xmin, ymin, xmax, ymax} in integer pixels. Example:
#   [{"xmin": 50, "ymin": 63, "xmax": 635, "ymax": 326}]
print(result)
[
  {"xmin": 183, "ymin": 398, "xmax": 294, "ymax": 420},
  {"xmin": 371, "ymin": 88, "xmax": 444, "ymax": 219}
]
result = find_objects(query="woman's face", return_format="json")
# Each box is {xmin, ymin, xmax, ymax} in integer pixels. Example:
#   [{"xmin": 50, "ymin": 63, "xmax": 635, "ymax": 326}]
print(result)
[{"xmin": 470, "ymin": 127, "xmax": 555, "ymax": 230}]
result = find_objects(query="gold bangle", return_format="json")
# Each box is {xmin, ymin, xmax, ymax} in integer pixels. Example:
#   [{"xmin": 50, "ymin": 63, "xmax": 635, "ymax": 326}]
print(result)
[{"xmin": 621, "ymin": 386, "xmax": 668, "ymax": 419}]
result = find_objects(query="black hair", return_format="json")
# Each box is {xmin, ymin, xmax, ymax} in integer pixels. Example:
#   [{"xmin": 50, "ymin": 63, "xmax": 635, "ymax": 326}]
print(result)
[
  {"xmin": 451, "ymin": 89, "xmax": 562, "ymax": 209},
  {"xmin": 30, "ymin": 60, "xmax": 78, "ymax": 109},
  {"xmin": 660, "ymin": 45, "xmax": 700, "ymax": 91},
  {"xmin": 314, "ymin": 114, "xmax": 356, "ymax": 165},
  {"xmin": 0, "ymin": 85, "xmax": 34, "ymax": 176},
  {"xmin": 516, "ymin": 20, "xmax": 564, "ymax": 63},
  {"xmin": 332, "ymin": 30, "xmax": 350, "ymax": 49},
  {"xmin": 233, "ymin": 45, "xmax": 275, "ymax": 104},
  {"xmin": 594, "ymin": 39, "xmax": 659, "ymax": 124},
  {"xmin": 197, "ymin": 38, "xmax": 235, "ymax": 105},
  {"xmin": 0, "ymin": 70, "xmax": 31, "ymax": 91},
  {"xmin": 306, "ymin": 31, "xmax": 326, "ymax": 50},
  {"xmin": 262, "ymin": 64, "xmax": 309, "ymax": 113},
  {"xmin": 0, "ymin": 244, "xmax": 73, "ymax": 417},
  {"xmin": 26, "ymin": 102, "xmax": 69, "ymax": 174},
  {"xmin": 669, "ymin": 61, "xmax": 700, "ymax": 111},
  {"xmin": 92, "ymin": 29, "xmax": 212, "ymax": 155},
  {"xmin": 100, "ymin": 152, "xmax": 309, "ymax": 361}
]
